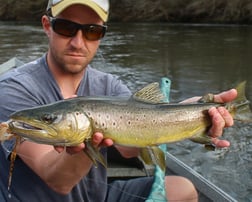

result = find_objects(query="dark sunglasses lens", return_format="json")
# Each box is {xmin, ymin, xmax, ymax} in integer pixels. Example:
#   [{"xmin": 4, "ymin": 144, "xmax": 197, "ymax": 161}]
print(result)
[
  {"xmin": 51, "ymin": 18, "xmax": 106, "ymax": 40},
  {"xmin": 53, "ymin": 19, "xmax": 77, "ymax": 37},
  {"xmin": 84, "ymin": 25, "xmax": 105, "ymax": 41}
]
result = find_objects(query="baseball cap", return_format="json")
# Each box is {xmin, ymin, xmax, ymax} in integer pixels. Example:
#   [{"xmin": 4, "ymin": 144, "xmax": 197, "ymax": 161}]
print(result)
[{"xmin": 46, "ymin": 0, "xmax": 109, "ymax": 22}]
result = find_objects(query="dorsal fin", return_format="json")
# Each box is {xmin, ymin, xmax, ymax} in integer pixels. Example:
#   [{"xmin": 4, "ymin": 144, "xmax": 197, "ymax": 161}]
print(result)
[{"xmin": 133, "ymin": 77, "xmax": 171, "ymax": 104}]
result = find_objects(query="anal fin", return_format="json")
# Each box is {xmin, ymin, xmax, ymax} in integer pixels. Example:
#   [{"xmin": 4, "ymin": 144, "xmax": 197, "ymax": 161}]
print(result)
[
  {"xmin": 139, "ymin": 146, "xmax": 165, "ymax": 171},
  {"xmin": 83, "ymin": 140, "xmax": 107, "ymax": 168}
]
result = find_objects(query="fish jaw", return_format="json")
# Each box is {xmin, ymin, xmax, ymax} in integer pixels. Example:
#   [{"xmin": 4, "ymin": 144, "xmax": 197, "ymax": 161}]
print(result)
[{"xmin": 8, "ymin": 110, "xmax": 92, "ymax": 146}]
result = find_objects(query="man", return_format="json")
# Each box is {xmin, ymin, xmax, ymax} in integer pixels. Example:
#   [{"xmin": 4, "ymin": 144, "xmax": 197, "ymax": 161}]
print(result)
[{"xmin": 0, "ymin": 0, "xmax": 237, "ymax": 201}]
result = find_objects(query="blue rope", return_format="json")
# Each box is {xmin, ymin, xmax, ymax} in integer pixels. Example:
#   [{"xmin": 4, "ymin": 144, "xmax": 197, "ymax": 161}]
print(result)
[{"xmin": 146, "ymin": 77, "xmax": 171, "ymax": 202}]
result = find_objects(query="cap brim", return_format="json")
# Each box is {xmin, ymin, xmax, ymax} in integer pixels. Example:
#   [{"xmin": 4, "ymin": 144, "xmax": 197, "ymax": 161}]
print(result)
[{"xmin": 51, "ymin": 0, "xmax": 108, "ymax": 22}]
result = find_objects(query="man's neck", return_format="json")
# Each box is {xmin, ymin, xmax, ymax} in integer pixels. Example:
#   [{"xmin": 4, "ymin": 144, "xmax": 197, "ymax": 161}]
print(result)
[
  {"xmin": 49, "ymin": 64, "xmax": 85, "ymax": 99},
  {"xmin": 46, "ymin": 54, "xmax": 86, "ymax": 99},
  {"xmin": 55, "ymin": 73, "xmax": 83, "ymax": 99}
]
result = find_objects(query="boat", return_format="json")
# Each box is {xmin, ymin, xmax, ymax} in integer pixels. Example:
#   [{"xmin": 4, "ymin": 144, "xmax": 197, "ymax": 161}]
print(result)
[
  {"xmin": 0, "ymin": 57, "xmax": 23, "ymax": 75},
  {"xmin": 0, "ymin": 58, "xmax": 238, "ymax": 202},
  {"xmin": 107, "ymin": 148, "xmax": 238, "ymax": 202}
]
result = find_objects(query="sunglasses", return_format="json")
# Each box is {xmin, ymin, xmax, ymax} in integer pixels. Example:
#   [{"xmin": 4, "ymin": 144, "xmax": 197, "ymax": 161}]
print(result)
[{"xmin": 48, "ymin": 17, "xmax": 107, "ymax": 41}]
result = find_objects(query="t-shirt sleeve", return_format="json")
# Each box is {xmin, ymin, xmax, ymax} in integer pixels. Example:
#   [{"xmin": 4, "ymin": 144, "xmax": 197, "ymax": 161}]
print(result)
[
  {"xmin": 0, "ymin": 76, "xmax": 40, "ymax": 159},
  {"xmin": 0, "ymin": 77, "xmax": 40, "ymax": 122}
]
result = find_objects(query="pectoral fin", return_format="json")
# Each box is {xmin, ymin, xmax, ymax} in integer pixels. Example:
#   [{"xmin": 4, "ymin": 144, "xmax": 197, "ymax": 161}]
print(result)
[
  {"xmin": 139, "ymin": 146, "xmax": 166, "ymax": 171},
  {"xmin": 83, "ymin": 140, "xmax": 107, "ymax": 168},
  {"xmin": 189, "ymin": 131, "xmax": 216, "ymax": 151}
]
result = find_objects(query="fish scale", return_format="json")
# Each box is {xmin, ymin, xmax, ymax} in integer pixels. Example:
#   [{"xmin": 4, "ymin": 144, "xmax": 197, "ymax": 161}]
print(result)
[{"xmin": 0, "ymin": 81, "xmax": 251, "ymax": 170}]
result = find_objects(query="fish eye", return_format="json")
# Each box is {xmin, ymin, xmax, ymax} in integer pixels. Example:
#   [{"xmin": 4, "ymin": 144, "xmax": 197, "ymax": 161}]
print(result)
[
  {"xmin": 165, "ymin": 79, "xmax": 170, "ymax": 84},
  {"xmin": 41, "ymin": 113, "xmax": 58, "ymax": 124}
]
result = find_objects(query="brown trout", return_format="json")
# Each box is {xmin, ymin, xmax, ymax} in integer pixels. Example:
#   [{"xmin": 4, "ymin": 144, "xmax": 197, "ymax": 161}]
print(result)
[{"xmin": 0, "ymin": 81, "xmax": 251, "ymax": 170}]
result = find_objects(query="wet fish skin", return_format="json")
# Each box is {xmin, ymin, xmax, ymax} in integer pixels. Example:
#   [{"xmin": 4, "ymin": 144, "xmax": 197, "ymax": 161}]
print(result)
[
  {"xmin": 5, "ymin": 82, "xmax": 249, "ymax": 147},
  {"xmin": 0, "ymin": 81, "xmax": 250, "ymax": 168},
  {"xmin": 8, "ymin": 98, "xmax": 213, "ymax": 146}
]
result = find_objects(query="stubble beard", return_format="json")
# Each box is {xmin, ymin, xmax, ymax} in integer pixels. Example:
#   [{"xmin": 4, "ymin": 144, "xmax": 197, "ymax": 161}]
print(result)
[
  {"xmin": 51, "ymin": 50, "xmax": 88, "ymax": 75},
  {"xmin": 60, "ymin": 61, "xmax": 86, "ymax": 75}
]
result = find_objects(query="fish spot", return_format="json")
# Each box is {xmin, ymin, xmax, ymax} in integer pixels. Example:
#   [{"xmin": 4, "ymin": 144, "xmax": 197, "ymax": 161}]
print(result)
[{"xmin": 128, "ymin": 121, "xmax": 131, "ymax": 125}]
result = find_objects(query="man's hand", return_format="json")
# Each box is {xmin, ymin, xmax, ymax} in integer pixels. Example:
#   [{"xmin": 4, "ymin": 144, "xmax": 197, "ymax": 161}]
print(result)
[
  {"xmin": 181, "ymin": 88, "xmax": 238, "ymax": 148},
  {"xmin": 57, "ymin": 94, "xmax": 115, "ymax": 155},
  {"xmin": 208, "ymin": 89, "xmax": 237, "ymax": 147}
]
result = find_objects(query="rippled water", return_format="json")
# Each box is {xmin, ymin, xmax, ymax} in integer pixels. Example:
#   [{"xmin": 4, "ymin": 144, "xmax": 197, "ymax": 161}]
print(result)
[{"xmin": 1, "ymin": 21, "xmax": 252, "ymax": 201}]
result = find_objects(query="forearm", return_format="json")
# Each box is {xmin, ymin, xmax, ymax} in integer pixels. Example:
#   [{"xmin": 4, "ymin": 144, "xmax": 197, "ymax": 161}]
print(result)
[
  {"xmin": 17, "ymin": 141, "xmax": 93, "ymax": 194},
  {"xmin": 41, "ymin": 150, "xmax": 92, "ymax": 194}
]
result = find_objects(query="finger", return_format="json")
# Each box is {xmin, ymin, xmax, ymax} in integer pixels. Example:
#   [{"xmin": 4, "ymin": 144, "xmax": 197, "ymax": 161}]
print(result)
[
  {"xmin": 101, "ymin": 138, "xmax": 114, "ymax": 147},
  {"xmin": 214, "ymin": 89, "xmax": 237, "ymax": 103},
  {"xmin": 92, "ymin": 132, "xmax": 114, "ymax": 147},
  {"xmin": 54, "ymin": 146, "xmax": 65, "ymax": 153},
  {"xmin": 208, "ymin": 107, "xmax": 225, "ymax": 138},
  {"xmin": 180, "ymin": 96, "xmax": 201, "ymax": 104},
  {"xmin": 212, "ymin": 138, "xmax": 230, "ymax": 148},
  {"xmin": 217, "ymin": 107, "xmax": 234, "ymax": 127},
  {"xmin": 92, "ymin": 132, "xmax": 104, "ymax": 147},
  {"xmin": 65, "ymin": 143, "xmax": 85, "ymax": 155}
]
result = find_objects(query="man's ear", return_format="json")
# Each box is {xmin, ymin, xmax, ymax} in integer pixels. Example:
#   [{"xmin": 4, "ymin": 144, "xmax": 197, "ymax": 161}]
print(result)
[{"xmin": 41, "ymin": 15, "xmax": 51, "ymax": 38}]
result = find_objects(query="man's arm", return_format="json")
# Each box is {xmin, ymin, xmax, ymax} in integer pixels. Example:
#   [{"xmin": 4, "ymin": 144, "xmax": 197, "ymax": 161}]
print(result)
[{"xmin": 16, "ymin": 133, "xmax": 113, "ymax": 194}]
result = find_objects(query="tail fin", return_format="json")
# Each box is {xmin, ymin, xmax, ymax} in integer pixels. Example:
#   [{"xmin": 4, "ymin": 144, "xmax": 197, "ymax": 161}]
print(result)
[
  {"xmin": 0, "ymin": 122, "xmax": 15, "ymax": 141},
  {"xmin": 231, "ymin": 81, "xmax": 252, "ymax": 122}
]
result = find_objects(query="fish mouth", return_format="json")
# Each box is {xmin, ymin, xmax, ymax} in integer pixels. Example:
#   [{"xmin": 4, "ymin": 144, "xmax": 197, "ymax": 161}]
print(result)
[
  {"xmin": 10, "ymin": 121, "xmax": 47, "ymax": 134},
  {"xmin": 8, "ymin": 120, "xmax": 64, "ymax": 144},
  {"xmin": 9, "ymin": 120, "xmax": 83, "ymax": 146}
]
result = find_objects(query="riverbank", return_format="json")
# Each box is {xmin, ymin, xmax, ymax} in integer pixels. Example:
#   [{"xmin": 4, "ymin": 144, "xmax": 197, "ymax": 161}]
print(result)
[{"xmin": 0, "ymin": 0, "xmax": 252, "ymax": 24}]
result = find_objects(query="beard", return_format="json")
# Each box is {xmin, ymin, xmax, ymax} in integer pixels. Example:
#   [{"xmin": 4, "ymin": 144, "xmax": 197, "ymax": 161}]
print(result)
[
  {"xmin": 57, "ymin": 60, "xmax": 86, "ymax": 74},
  {"xmin": 48, "ymin": 44, "xmax": 94, "ymax": 75}
]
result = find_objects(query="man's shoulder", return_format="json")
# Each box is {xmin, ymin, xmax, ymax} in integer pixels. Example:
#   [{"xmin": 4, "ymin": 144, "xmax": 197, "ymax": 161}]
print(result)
[
  {"xmin": 0, "ymin": 56, "xmax": 53, "ymax": 106},
  {"xmin": 84, "ymin": 66, "xmax": 131, "ymax": 96},
  {"xmin": 0, "ymin": 56, "xmax": 46, "ymax": 82}
]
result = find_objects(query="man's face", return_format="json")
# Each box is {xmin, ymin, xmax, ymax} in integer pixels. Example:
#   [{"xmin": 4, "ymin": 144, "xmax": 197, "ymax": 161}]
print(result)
[{"xmin": 44, "ymin": 4, "xmax": 104, "ymax": 74}]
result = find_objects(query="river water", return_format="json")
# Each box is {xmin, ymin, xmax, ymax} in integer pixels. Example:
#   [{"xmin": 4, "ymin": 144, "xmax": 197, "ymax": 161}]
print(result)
[{"xmin": 1, "ymin": 21, "xmax": 252, "ymax": 201}]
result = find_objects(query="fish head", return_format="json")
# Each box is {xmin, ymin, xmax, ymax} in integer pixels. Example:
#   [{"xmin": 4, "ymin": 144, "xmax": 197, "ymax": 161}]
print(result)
[{"xmin": 8, "ymin": 101, "xmax": 92, "ymax": 146}]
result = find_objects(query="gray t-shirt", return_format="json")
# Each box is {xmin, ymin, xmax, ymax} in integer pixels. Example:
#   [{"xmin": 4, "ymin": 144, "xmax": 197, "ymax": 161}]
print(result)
[{"xmin": 0, "ymin": 55, "xmax": 131, "ymax": 202}]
